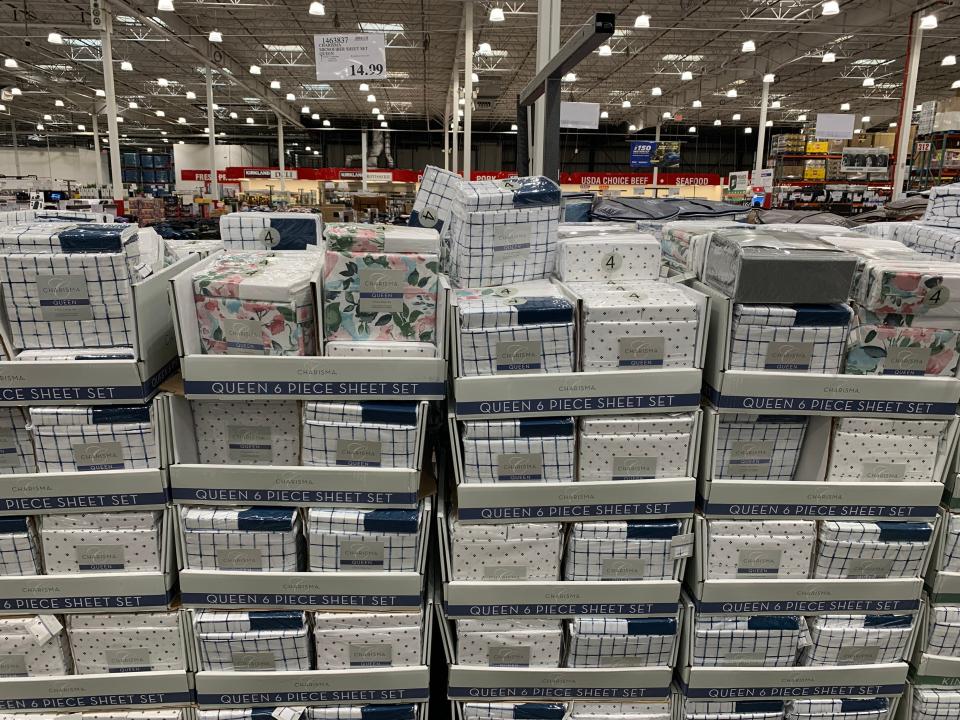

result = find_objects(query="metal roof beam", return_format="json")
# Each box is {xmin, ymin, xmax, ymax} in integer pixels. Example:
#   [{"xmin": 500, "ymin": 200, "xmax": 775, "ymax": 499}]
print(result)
[{"xmin": 105, "ymin": 0, "xmax": 304, "ymax": 128}]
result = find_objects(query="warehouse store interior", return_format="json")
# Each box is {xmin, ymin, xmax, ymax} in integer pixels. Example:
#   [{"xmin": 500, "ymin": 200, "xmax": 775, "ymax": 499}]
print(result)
[{"xmin": 3, "ymin": 2, "xmax": 960, "ymax": 720}]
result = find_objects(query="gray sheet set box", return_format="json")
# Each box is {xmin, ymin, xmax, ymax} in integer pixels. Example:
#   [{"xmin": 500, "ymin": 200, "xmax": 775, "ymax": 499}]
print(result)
[{"xmin": 703, "ymin": 228, "xmax": 859, "ymax": 304}]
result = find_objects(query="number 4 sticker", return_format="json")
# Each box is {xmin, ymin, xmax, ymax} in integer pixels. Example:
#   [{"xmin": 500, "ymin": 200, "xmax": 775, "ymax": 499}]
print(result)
[
  {"xmin": 925, "ymin": 284, "xmax": 950, "ymax": 308},
  {"xmin": 601, "ymin": 252, "xmax": 623, "ymax": 273}
]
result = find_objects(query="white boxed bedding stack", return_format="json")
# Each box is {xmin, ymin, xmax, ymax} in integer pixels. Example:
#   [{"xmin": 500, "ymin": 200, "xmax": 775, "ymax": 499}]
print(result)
[{"xmin": 219, "ymin": 211, "xmax": 322, "ymax": 251}]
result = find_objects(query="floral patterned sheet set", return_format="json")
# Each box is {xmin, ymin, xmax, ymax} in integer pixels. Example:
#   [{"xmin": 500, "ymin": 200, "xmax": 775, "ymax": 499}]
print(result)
[
  {"xmin": 193, "ymin": 251, "xmax": 321, "ymax": 356},
  {"xmin": 322, "ymin": 224, "xmax": 440, "ymax": 345}
]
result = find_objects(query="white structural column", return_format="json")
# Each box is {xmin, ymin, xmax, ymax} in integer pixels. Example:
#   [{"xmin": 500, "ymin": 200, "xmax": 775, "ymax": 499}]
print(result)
[
  {"xmin": 463, "ymin": 0, "xmax": 474, "ymax": 179},
  {"xmin": 276, "ymin": 113, "xmax": 286, "ymax": 198},
  {"xmin": 10, "ymin": 117, "xmax": 20, "ymax": 176},
  {"xmin": 361, "ymin": 130, "xmax": 369, "ymax": 192},
  {"xmin": 533, "ymin": 0, "xmax": 561, "ymax": 175},
  {"xmin": 453, "ymin": 69, "xmax": 460, "ymax": 173},
  {"xmin": 893, "ymin": 12, "xmax": 923, "ymax": 199},
  {"xmin": 206, "ymin": 66, "xmax": 219, "ymax": 200},
  {"xmin": 99, "ymin": 11, "xmax": 123, "ymax": 202},
  {"xmin": 443, "ymin": 96, "xmax": 450, "ymax": 170},
  {"xmin": 91, "ymin": 113, "xmax": 104, "ymax": 192},
  {"xmin": 652, "ymin": 123, "xmax": 661, "ymax": 186},
  {"xmin": 754, "ymin": 79, "xmax": 770, "ymax": 178}
]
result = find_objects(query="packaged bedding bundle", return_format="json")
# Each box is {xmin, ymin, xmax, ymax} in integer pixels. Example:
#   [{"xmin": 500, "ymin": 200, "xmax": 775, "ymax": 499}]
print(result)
[
  {"xmin": 191, "ymin": 399, "xmax": 300, "ymax": 465},
  {"xmin": 409, "ymin": 164, "xmax": 461, "ymax": 234},
  {"xmin": 659, "ymin": 221, "xmax": 737, "ymax": 277},
  {"xmin": 455, "ymin": 618, "xmax": 562, "ymax": 667},
  {"xmin": 0, "ymin": 517, "xmax": 41, "ymax": 575},
  {"xmin": 576, "ymin": 281, "xmax": 701, "ymax": 371},
  {"xmin": 555, "ymin": 230, "xmax": 660, "ymax": 282},
  {"xmin": 447, "ymin": 176, "xmax": 561, "ymax": 287},
  {"xmin": 306, "ymin": 507, "xmax": 422, "ymax": 572},
  {"xmin": 570, "ymin": 701, "xmax": 671, "ymax": 720},
  {"xmin": 65, "ymin": 611, "xmax": 186, "ymax": 673},
  {"xmin": 785, "ymin": 699, "xmax": 889, "ymax": 720},
  {"xmin": 448, "ymin": 520, "xmax": 563, "ymax": 580},
  {"xmin": 28, "ymin": 404, "xmax": 159, "ymax": 472},
  {"xmin": 565, "ymin": 616, "xmax": 678, "ymax": 667},
  {"xmin": 564, "ymin": 519, "xmax": 684, "ymax": 581},
  {"xmin": 461, "ymin": 703, "xmax": 565, "ymax": 720},
  {"xmin": 578, "ymin": 413, "xmax": 697, "ymax": 481},
  {"xmin": 691, "ymin": 614, "xmax": 809, "ymax": 667},
  {"xmin": 301, "ymin": 400, "xmax": 426, "ymax": 469},
  {"xmin": 704, "ymin": 520, "xmax": 815, "ymax": 579},
  {"xmin": 192, "ymin": 251, "xmax": 321, "ymax": 356},
  {"xmin": 800, "ymin": 613, "xmax": 913, "ymax": 666},
  {"xmin": 454, "ymin": 280, "xmax": 575, "ymax": 376},
  {"xmin": 845, "ymin": 251, "xmax": 960, "ymax": 377},
  {"xmin": 39, "ymin": 511, "xmax": 163, "ymax": 574},
  {"xmin": 312, "ymin": 611, "xmax": 422, "ymax": 668},
  {"xmin": 813, "ymin": 521, "xmax": 934, "ymax": 579},
  {"xmin": 825, "ymin": 417, "xmax": 950, "ymax": 483},
  {"xmin": 922, "ymin": 182, "xmax": 960, "ymax": 230},
  {"xmin": 713, "ymin": 414, "xmax": 808, "ymax": 482},
  {"xmin": 910, "ymin": 687, "xmax": 960, "ymax": 720},
  {"xmin": 0, "ymin": 408, "xmax": 35, "ymax": 474},
  {"xmin": 459, "ymin": 417, "xmax": 575, "ymax": 484},
  {"xmin": 180, "ymin": 506, "xmax": 302, "ymax": 572},
  {"xmin": 219, "ymin": 211, "xmax": 322, "ymax": 250},
  {"xmin": 682, "ymin": 698, "xmax": 785, "ymax": 720},
  {"xmin": 0, "ymin": 615, "xmax": 72, "ymax": 677},
  {"xmin": 322, "ymin": 223, "xmax": 440, "ymax": 347},
  {"xmin": 0, "ymin": 223, "xmax": 147, "ymax": 351},
  {"xmin": 921, "ymin": 605, "xmax": 960, "ymax": 658},
  {"xmin": 193, "ymin": 610, "xmax": 312, "ymax": 671}
]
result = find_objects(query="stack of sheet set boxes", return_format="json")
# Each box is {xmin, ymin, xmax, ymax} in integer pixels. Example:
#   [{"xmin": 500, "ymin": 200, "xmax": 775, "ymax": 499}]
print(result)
[{"xmin": 0, "ymin": 218, "xmax": 190, "ymax": 720}]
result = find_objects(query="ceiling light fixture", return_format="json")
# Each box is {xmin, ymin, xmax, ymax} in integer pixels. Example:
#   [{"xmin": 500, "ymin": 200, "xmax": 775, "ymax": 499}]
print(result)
[
  {"xmin": 157, "ymin": 78, "xmax": 169, "ymax": 87},
  {"xmin": 920, "ymin": 14, "xmax": 937, "ymax": 29},
  {"xmin": 651, "ymin": 86, "xmax": 662, "ymax": 96},
  {"xmin": 155, "ymin": 110, "xmax": 165, "ymax": 117},
  {"xmin": 95, "ymin": 89, "xmax": 105, "ymax": 97},
  {"xmin": 822, "ymin": 52, "xmax": 836, "ymax": 62},
  {"xmin": 36, "ymin": 123, "xmax": 44, "ymax": 130},
  {"xmin": 714, "ymin": 119, "xmax": 721, "ymax": 126},
  {"xmin": 862, "ymin": 115, "xmax": 871, "ymax": 123},
  {"xmin": 510, "ymin": 123, "xmax": 518, "ymax": 130},
  {"xmin": 600, "ymin": 110, "xmax": 609, "ymax": 119},
  {"xmin": 692, "ymin": 100, "xmax": 702, "ymax": 108},
  {"xmin": 246, "ymin": 117, "xmax": 254, "ymax": 124},
  {"xmin": 771, "ymin": 100, "xmax": 781, "ymax": 109},
  {"xmin": 4, "ymin": 58, "xmax": 17, "ymax": 69},
  {"xmin": 489, "ymin": 7, "xmax": 505, "ymax": 22},
  {"xmin": 305, "ymin": 146, "xmax": 312, "ymax": 151},
  {"xmin": 744, "ymin": 127, "xmax": 753, "ymax": 134},
  {"xmin": 732, "ymin": 113, "xmax": 741, "ymax": 120},
  {"xmin": 121, "ymin": 61, "xmax": 133, "ymax": 71},
  {"xmin": 157, "ymin": 0, "xmax": 174, "ymax": 10},
  {"xmin": 840, "ymin": 102, "xmax": 850, "ymax": 110},
  {"xmin": 863, "ymin": 77, "xmax": 875, "ymax": 86},
  {"xmin": 662, "ymin": 111, "xmax": 671, "ymax": 118},
  {"xmin": 478, "ymin": 42, "xmax": 492, "ymax": 55},
  {"xmin": 43, "ymin": 114, "xmax": 52, "ymax": 121},
  {"xmin": 358, "ymin": 83, "xmax": 369, "ymax": 92},
  {"xmin": 598, "ymin": 44, "xmax": 612, "ymax": 57},
  {"xmin": 249, "ymin": 65, "xmax": 261, "ymax": 75},
  {"xmin": 563, "ymin": 72, "xmax": 577, "ymax": 82},
  {"xmin": 765, "ymin": 120, "xmax": 773, "ymax": 127},
  {"xmin": 380, "ymin": 121, "xmax": 388, "ymax": 127},
  {"xmin": 628, "ymin": 124, "xmax": 637, "ymax": 131},
  {"xmin": 186, "ymin": 91, "xmax": 197, "ymax": 99},
  {"xmin": 726, "ymin": 89, "xmax": 737, "ymax": 98},
  {"xmin": 47, "ymin": 32, "xmax": 63, "ymax": 45},
  {"xmin": 270, "ymin": 80, "xmax": 281, "ymax": 89},
  {"xmin": 78, "ymin": 124, "xmax": 85, "ymax": 131},
  {"xmin": 798, "ymin": 113, "xmax": 807, "ymax": 121},
  {"xmin": 741, "ymin": 40, "xmax": 756, "ymax": 53},
  {"xmin": 822, "ymin": 1, "xmax": 840, "ymax": 16},
  {"xmin": 229, "ymin": 111, "xmax": 238, "ymax": 119},
  {"xmin": 688, "ymin": 126, "xmax": 696, "ymax": 133},
  {"xmin": 889, "ymin": 121, "xmax": 897, "ymax": 127},
  {"xmin": 313, "ymin": 150, "xmax": 319, "ymax": 155},
  {"xmin": 372, "ymin": 107, "xmax": 380, "ymax": 114},
  {"xmin": 953, "ymin": 80, "xmax": 960, "ymax": 90},
  {"xmin": 681, "ymin": 70, "xmax": 693, "ymax": 81},
  {"xmin": 209, "ymin": 30, "xmax": 223, "ymax": 43},
  {"xmin": 944, "ymin": 55, "xmax": 957, "ymax": 66},
  {"xmin": 177, "ymin": 117, "xmax": 186, "ymax": 124},
  {"xmin": 459, "ymin": 98, "xmax": 465, "ymax": 105},
  {"xmin": 763, "ymin": 73, "xmax": 775, "ymax": 83},
  {"xmin": 634, "ymin": 14, "xmax": 650, "ymax": 28},
  {"xmin": 309, "ymin": 2, "xmax": 326, "ymax": 16},
  {"xmin": 55, "ymin": 99, "xmax": 65, "ymax": 107},
  {"xmin": 471, "ymin": 72, "xmax": 479, "ymax": 83},
  {"xmin": 129, "ymin": 101, "xmax": 138, "ymax": 109},
  {"xmin": 286, "ymin": 93, "xmax": 296, "ymax": 101},
  {"xmin": 311, "ymin": 113, "xmax": 319, "ymax": 119},
  {"xmin": 301, "ymin": 106, "xmax": 310, "ymax": 114},
  {"xmin": 322, "ymin": 119, "xmax": 331, "ymax": 126},
  {"xmin": 622, "ymin": 100, "xmax": 631, "ymax": 108},
  {"xmin": 366, "ymin": 94, "xmax": 376, "ymax": 102},
  {"xmin": 377, "ymin": 114, "xmax": 385, "ymax": 120},
  {"xmin": 10, "ymin": 88, "xmax": 20, "ymax": 95}
]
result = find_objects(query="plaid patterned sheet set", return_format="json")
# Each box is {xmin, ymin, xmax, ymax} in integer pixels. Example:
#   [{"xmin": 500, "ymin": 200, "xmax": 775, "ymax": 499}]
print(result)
[
  {"xmin": 455, "ymin": 281, "xmax": 575, "ymax": 376},
  {"xmin": 323, "ymin": 224, "xmax": 440, "ymax": 345},
  {"xmin": 192, "ymin": 400, "xmax": 300, "ymax": 465},
  {"xmin": 800, "ymin": 613, "xmax": 913, "ymax": 666},
  {"xmin": 460, "ymin": 417, "xmax": 575, "ymax": 484},
  {"xmin": 455, "ymin": 618, "xmax": 562, "ymax": 667},
  {"xmin": 194, "ymin": 610, "xmax": 311, "ymax": 671},
  {"xmin": 898, "ymin": 223, "xmax": 960, "ymax": 262},
  {"xmin": 578, "ymin": 282, "xmax": 700, "ymax": 371},
  {"xmin": 682, "ymin": 698, "xmax": 785, "ymax": 720},
  {"xmin": 409, "ymin": 165, "xmax": 461, "ymax": 235},
  {"xmin": 705, "ymin": 520, "xmax": 816, "ymax": 579},
  {"xmin": 925, "ymin": 605, "xmax": 960, "ymax": 657},
  {"xmin": 0, "ymin": 407, "xmax": 35, "ymax": 474},
  {"xmin": 0, "ymin": 223, "xmax": 145, "ymax": 351},
  {"xmin": 911, "ymin": 687, "xmax": 960, "ymax": 720},
  {"xmin": 566, "ymin": 616, "xmax": 678, "ymax": 667},
  {"xmin": 181, "ymin": 506, "xmax": 302, "ymax": 572},
  {"xmin": 39, "ymin": 511, "xmax": 162, "ymax": 574},
  {"xmin": 449, "ymin": 520, "xmax": 563, "ymax": 580},
  {"xmin": 729, "ymin": 303, "xmax": 852, "ymax": 373},
  {"xmin": 65, "ymin": 611, "xmax": 185, "ymax": 674},
  {"xmin": 923, "ymin": 183, "xmax": 960, "ymax": 230},
  {"xmin": 564, "ymin": 519, "xmax": 683, "ymax": 581},
  {"xmin": 28, "ymin": 405, "xmax": 159, "ymax": 473},
  {"xmin": 306, "ymin": 507, "xmax": 422, "ymax": 572},
  {"xmin": 570, "ymin": 701, "xmax": 671, "ymax": 720},
  {"xmin": 0, "ymin": 516, "xmax": 41, "ymax": 575},
  {"xmin": 220, "ymin": 211, "xmax": 322, "ymax": 251},
  {"xmin": 692, "ymin": 615, "xmax": 809, "ymax": 667},
  {"xmin": 193, "ymin": 252, "xmax": 320, "ymax": 356},
  {"xmin": 786, "ymin": 698, "xmax": 889, "ymax": 720},
  {"xmin": 301, "ymin": 400, "xmax": 425, "ymax": 469},
  {"xmin": 163, "ymin": 238, "xmax": 224, "ymax": 264},
  {"xmin": 325, "ymin": 340, "xmax": 436, "ymax": 357},
  {"xmin": 713, "ymin": 414, "xmax": 807, "ymax": 482},
  {"xmin": 555, "ymin": 231, "xmax": 661, "ymax": 283},
  {"xmin": 0, "ymin": 615, "xmax": 71, "ymax": 677},
  {"xmin": 702, "ymin": 228, "xmax": 858, "ymax": 304},
  {"xmin": 825, "ymin": 418, "xmax": 949, "ymax": 483},
  {"xmin": 943, "ymin": 512, "xmax": 960, "ymax": 572},
  {"xmin": 313, "ymin": 611, "xmax": 422, "ymax": 668},
  {"xmin": 461, "ymin": 703, "xmax": 567, "ymax": 720},
  {"xmin": 813, "ymin": 521, "xmax": 933, "ymax": 579},
  {"xmin": 447, "ymin": 176, "xmax": 561, "ymax": 287},
  {"xmin": 660, "ymin": 221, "xmax": 734, "ymax": 277},
  {"xmin": 578, "ymin": 413, "xmax": 696, "ymax": 481}
]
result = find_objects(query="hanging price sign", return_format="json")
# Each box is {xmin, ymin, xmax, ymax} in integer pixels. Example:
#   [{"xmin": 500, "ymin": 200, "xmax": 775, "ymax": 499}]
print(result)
[{"xmin": 314, "ymin": 33, "xmax": 387, "ymax": 81}]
